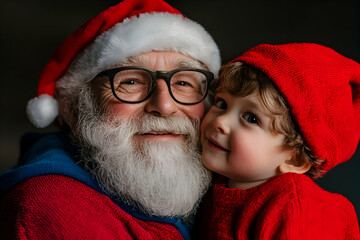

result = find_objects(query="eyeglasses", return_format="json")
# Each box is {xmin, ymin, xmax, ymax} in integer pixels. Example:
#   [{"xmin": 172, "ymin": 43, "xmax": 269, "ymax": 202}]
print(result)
[{"xmin": 95, "ymin": 66, "xmax": 214, "ymax": 105}]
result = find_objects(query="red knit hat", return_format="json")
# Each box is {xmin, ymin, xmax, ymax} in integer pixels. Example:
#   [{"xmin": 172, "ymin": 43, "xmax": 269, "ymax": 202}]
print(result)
[
  {"xmin": 234, "ymin": 43, "xmax": 360, "ymax": 173},
  {"xmin": 27, "ymin": 0, "xmax": 221, "ymax": 128}
]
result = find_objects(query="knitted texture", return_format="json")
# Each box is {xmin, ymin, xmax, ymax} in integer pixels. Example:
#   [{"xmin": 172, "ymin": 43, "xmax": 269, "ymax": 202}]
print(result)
[
  {"xmin": 234, "ymin": 43, "xmax": 360, "ymax": 174},
  {"xmin": 199, "ymin": 173, "xmax": 360, "ymax": 239},
  {"xmin": 0, "ymin": 175, "xmax": 183, "ymax": 240}
]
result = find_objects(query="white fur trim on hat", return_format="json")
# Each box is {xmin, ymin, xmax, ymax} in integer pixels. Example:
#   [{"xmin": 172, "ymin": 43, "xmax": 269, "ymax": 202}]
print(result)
[
  {"xmin": 57, "ymin": 12, "xmax": 221, "ymax": 89},
  {"xmin": 26, "ymin": 94, "xmax": 59, "ymax": 128}
]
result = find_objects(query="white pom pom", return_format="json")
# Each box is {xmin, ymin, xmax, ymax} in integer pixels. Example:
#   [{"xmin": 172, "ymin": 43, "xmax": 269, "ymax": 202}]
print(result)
[{"xmin": 26, "ymin": 94, "xmax": 59, "ymax": 128}]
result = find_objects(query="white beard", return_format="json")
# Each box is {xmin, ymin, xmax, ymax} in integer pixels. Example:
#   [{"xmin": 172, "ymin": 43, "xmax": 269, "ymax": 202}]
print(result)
[{"xmin": 72, "ymin": 88, "xmax": 212, "ymax": 217}]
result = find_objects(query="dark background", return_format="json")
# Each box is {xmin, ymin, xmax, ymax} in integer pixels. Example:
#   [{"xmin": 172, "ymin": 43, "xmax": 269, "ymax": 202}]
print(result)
[{"xmin": 1, "ymin": 0, "xmax": 359, "ymax": 222}]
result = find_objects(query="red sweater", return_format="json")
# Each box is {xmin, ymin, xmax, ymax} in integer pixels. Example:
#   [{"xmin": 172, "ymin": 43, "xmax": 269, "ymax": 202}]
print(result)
[
  {"xmin": 0, "ymin": 175, "xmax": 183, "ymax": 240},
  {"xmin": 200, "ymin": 173, "xmax": 360, "ymax": 240}
]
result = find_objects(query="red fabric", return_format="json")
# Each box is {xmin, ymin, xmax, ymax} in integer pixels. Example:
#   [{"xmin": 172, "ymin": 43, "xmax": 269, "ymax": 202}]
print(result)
[
  {"xmin": 199, "ymin": 173, "xmax": 360, "ymax": 240},
  {"xmin": 0, "ymin": 175, "xmax": 183, "ymax": 240},
  {"xmin": 37, "ymin": 0, "xmax": 181, "ymax": 97},
  {"xmin": 234, "ymin": 43, "xmax": 360, "ymax": 174}
]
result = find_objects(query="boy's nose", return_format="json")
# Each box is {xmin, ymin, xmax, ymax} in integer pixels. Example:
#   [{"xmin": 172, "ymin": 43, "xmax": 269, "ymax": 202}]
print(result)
[{"xmin": 211, "ymin": 115, "xmax": 231, "ymax": 135}]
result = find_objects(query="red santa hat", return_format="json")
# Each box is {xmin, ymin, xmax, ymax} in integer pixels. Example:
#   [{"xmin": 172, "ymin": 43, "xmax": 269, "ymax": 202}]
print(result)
[
  {"xmin": 27, "ymin": 0, "xmax": 221, "ymax": 128},
  {"xmin": 234, "ymin": 43, "xmax": 360, "ymax": 173}
]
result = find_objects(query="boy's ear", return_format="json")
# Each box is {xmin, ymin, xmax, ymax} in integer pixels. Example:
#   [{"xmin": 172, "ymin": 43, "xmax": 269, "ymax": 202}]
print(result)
[{"xmin": 279, "ymin": 158, "xmax": 312, "ymax": 174}]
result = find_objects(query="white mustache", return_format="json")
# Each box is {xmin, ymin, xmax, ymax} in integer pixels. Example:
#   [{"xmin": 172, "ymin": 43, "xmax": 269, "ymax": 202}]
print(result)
[{"xmin": 131, "ymin": 114, "xmax": 200, "ymax": 137}]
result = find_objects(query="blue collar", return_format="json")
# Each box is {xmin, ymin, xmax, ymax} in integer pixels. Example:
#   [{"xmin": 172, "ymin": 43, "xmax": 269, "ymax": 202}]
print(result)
[{"xmin": 0, "ymin": 132, "xmax": 192, "ymax": 240}]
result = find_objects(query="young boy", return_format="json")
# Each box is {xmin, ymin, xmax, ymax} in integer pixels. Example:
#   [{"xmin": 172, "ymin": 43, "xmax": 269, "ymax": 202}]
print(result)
[{"xmin": 199, "ymin": 43, "xmax": 360, "ymax": 239}]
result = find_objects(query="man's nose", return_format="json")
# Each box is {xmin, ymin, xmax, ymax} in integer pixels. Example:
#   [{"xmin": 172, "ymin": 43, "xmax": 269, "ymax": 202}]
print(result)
[
  {"xmin": 211, "ymin": 114, "xmax": 231, "ymax": 135},
  {"xmin": 145, "ymin": 79, "xmax": 178, "ymax": 116}
]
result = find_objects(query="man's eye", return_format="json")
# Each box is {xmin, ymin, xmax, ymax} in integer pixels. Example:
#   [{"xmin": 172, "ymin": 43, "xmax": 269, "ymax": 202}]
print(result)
[
  {"xmin": 121, "ymin": 79, "xmax": 137, "ymax": 85},
  {"xmin": 176, "ymin": 81, "xmax": 189, "ymax": 86},
  {"xmin": 214, "ymin": 98, "xmax": 227, "ymax": 110},
  {"xmin": 242, "ymin": 113, "xmax": 259, "ymax": 124}
]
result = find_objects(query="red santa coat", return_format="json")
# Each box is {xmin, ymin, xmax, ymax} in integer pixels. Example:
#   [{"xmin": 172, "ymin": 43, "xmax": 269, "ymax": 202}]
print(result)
[
  {"xmin": 0, "ymin": 133, "xmax": 190, "ymax": 239},
  {"xmin": 0, "ymin": 175, "xmax": 184, "ymax": 239},
  {"xmin": 200, "ymin": 173, "xmax": 360, "ymax": 240}
]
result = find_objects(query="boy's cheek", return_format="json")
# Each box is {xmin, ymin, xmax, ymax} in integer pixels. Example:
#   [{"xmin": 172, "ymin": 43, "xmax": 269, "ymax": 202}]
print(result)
[
  {"xmin": 201, "ymin": 147, "xmax": 216, "ymax": 171},
  {"xmin": 200, "ymin": 127, "xmax": 209, "ymax": 153},
  {"xmin": 200, "ymin": 108, "xmax": 217, "ymax": 130},
  {"xmin": 200, "ymin": 114, "xmax": 211, "ymax": 136}
]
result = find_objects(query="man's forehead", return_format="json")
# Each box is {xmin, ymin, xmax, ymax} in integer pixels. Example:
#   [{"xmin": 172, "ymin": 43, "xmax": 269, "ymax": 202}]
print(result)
[{"xmin": 121, "ymin": 51, "xmax": 204, "ymax": 69}]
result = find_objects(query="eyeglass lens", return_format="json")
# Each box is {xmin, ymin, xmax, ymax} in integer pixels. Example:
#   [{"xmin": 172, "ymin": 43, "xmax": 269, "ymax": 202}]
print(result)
[{"xmin": 112, "ymin": 69, "xmax": 208, "ymax": 104}]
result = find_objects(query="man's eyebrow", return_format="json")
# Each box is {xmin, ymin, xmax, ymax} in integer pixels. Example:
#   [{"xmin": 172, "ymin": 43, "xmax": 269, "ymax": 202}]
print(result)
[
  {"xmin": 177, "ymin": 59, "xmax": 204, "ymax": 69},
  {"xmin": 121, "ymin": 55, "xmax": 208, "ymax": 70},
  {"xmin": 121, "ymin": 55, "xmax": 146, "ymax": 65}
]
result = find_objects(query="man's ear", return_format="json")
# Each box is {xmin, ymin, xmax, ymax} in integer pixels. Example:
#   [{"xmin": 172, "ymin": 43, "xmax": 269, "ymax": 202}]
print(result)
[{"xmin": 278, "ymin": 158, "xmax": 312, "ymax": 174}]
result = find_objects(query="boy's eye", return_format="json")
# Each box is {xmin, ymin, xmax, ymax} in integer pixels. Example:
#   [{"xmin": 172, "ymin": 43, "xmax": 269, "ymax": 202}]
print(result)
[
  {"xmin": 243, "ymin": 113, "xmax": 259, "ymax": 124},
  {"xmin": 214, "ymin": 98, "xmax": 227, "ymax": 110}
]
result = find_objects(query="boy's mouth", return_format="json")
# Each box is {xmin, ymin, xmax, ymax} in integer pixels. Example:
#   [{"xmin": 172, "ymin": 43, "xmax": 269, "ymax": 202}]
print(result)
[{"xmin": 207, "ymin": 138, "xmax": 230, "ymax": 152}]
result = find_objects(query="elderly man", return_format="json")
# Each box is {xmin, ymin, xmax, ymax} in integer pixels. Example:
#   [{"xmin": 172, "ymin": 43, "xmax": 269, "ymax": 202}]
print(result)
[{"xmin": 0, "ymin": 0, "xmax": 220, "ymax": 239}]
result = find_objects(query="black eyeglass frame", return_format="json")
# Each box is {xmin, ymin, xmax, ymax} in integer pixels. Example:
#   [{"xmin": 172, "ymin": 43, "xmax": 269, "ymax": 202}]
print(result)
[{"xmin": 95, "ymin": 66, "xmax": 214, "ymax": 105}]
